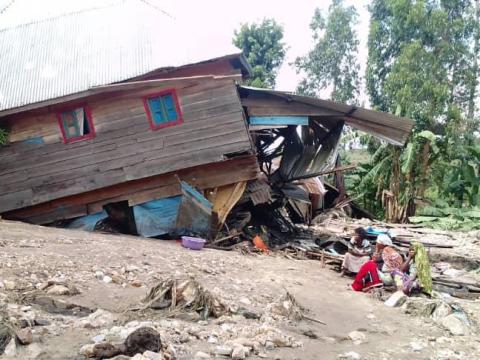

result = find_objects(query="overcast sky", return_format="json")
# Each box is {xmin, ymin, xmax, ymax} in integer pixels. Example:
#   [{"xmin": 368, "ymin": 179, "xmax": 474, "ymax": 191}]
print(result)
[{"xmin": 0, "ymin": 0, "xmax": 370, "ymax": 95}]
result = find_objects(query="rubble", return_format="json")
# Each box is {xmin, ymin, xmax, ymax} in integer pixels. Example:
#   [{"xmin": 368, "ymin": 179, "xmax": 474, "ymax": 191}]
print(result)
[
  {"xmin": 0, "ymin": 219, "xmax": 480, "ymax": 359},
  {"xmin": 440, "ymin": 314, "xmax": 468, "ymax": 336},
  {"xmin": 140, "ymin": 278, "xmax": 232, "ymax": 319}
]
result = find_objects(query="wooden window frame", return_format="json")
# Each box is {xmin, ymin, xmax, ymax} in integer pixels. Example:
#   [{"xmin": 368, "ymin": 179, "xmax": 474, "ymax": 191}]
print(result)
[
  {"xmin": 56, "ymin": 104, "xmax": 95, "ymax": 144},
  {"xmin": 142, "ymin": 89, "xmax": 183, "ymax": 131}
]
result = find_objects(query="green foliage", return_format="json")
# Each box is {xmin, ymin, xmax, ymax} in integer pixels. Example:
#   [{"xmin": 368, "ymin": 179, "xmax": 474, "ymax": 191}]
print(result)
[
  {"xmin": 0, "ymin": 127, "xmax": 8, "ymax": 146},
  {"xmin": 233, "ymin": 18, "xmax": 286, "ymax": 88},
  {"xmin": 295, "ymin": 0, "xmax": 360, "ymax": 103},
  {"xmin": 409, "ymin": 205, "xmax": 480, "ymax": 230},
  {"xmin": 347, "ymin": 0, "xmax": 480, "ymax": 225}
]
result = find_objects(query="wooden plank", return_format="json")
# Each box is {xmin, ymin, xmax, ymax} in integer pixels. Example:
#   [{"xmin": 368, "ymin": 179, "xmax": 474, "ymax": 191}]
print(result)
[{"xmin": 3, "ymin": 155, "xmax": 259, "ymax": 223}]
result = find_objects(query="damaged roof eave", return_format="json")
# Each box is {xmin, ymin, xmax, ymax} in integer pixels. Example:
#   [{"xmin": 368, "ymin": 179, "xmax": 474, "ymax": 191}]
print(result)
[{"xmin": 239, "ymin": 86, "xmax": 414, "ymax": 146}]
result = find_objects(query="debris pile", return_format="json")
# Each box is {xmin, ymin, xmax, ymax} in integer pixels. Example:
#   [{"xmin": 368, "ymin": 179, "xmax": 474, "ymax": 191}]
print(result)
[{"xmin": 138, "ymin": 278, "xmax": 232, "ymax": 319}]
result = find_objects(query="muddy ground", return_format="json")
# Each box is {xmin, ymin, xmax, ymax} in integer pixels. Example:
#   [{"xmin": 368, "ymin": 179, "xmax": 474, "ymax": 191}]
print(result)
[{"xmin": 0, "ymin": 219, "xmax": 479, "ymax": 359}]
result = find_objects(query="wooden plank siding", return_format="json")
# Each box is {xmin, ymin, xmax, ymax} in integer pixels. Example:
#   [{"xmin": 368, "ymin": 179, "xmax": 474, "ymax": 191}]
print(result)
[
  {"xmin": 3, "ymin": 155, "xmax": 259, "ymax": 224},
  {"xmin": 0, "ymin": 77, "xmax": 254, "ymax": 214}
]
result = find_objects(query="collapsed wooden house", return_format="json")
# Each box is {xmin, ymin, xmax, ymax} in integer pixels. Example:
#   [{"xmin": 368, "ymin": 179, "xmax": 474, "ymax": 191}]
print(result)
[{"xmin": 0, "ymin": 0, "xmax": 414, "ymax": 238}]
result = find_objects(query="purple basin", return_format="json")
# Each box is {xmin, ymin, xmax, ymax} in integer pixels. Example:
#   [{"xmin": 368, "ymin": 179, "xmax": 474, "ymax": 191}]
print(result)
[{"xmin": 181, "ymin": 236, "xmax": 206, "ymax": 250}]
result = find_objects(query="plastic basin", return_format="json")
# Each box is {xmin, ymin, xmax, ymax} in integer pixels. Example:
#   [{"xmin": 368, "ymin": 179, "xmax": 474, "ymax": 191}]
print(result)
[{"xmin": 181, "ymin": 236, "xmax": 206, "ymax": 250}]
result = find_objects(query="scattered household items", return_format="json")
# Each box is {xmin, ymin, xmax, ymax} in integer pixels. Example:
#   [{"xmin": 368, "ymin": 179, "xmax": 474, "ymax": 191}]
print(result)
[{"xmin": 181, "ymin": 236, "xmax": 206, "ymax": 251}]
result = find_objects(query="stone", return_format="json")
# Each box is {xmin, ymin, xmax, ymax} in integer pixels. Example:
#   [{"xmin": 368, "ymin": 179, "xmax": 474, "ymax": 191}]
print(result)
[
  {"xmin": 231, "ymin": 345, "xmax": 247, "ymax": 360},
  {"xmin": 126, "ymin": 265, "xmax": 140, "ymax": 272},
  {"xmin": 265, "ymin": 341, "xmax": 275, "ymax": 350},
  {"xmin": 16, "ymin": 327, "xmax": 33, "ymax": 345},
  {"xmin": 194, "ymin": 351, "xmax": 211, "ymax": 359},
  {"xmin": 440, "ymin": 314, "xmax": 467, "ymax": 336},
  {"xmin": 76, "ymin": 309, "xmax": 117, "ymax": 329},
  {"xmin": 432, "ymin": 302, "xmax": 452, "ymax": 321},
  {"xmin": 4, "ymin": 280, "xmax": 16, "ymax": 290},
  {"xmin": 347, "ymin": 331, "xmax": 366, "ymax": 343},
  {"xmin": 92, "ymin": 334, "xmax": 107, "ymax": 343},
  {"xmin": 25, "ymin": 343, "xmax": 44, "ymax": 358},
  {"xmin": 164, "ymin": 343, "xmax": 176, "ymax": 360},
  {"xmin": 4, "ymin": 338, "xmax": 17, "ymax": 356},
  {"xmin": 207, "ymin": 336, "xmax": 218, "ymax": 344},
  {"xmin": 143, "ymin": 350, "xmax": 163, "ymax": 360},
  {"xmin": 402, "ymin": 298, "xmax": 438, "ymax": 317},
  {"xmin": 103, "ymin": 276, "xmax": 113, "ymax": 284},
  {"xmin": 46, "ymin": 284, "xmax": 71, "ymax": 296},
  {"xmin": 410, "ymin": 341, "xmax": 424, "ymax": 352},
  {"xmin": 95, "ymin": 271, "xmax": 104, "ymax": 279},
  {"xmin": 124, "ymin": 327, "xmax": 162, "ymax": 357},
  {"xmin": 384, "ymin": 291, "xmax": 407, "ymax": 307},
  {"xmin": 131, "ymin": 280, "xmax": 143, "ymax": 287},
  {"xmin": 239, "ymin": 297, "xmax": 251, "ymax": 306},
  {"xmin": 337, "ymin": 351, "xmax": 361, "ymax": 359},
  {"xmin": 214, "ymin": 345, "xmax": 232, "ymax": 356},
  {"xmin": 79, "ymin": 344, "xmax": 96, "ymax": 357},
  {"xmin": 34, "ymin": 319, "xmax": 50, "ymax": 326}
]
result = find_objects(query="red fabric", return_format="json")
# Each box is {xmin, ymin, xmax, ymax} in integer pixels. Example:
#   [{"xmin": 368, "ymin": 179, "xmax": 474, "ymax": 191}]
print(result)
[{"xmin": 351, "ymin": 260, "xmax": 382, "ymax": 291}]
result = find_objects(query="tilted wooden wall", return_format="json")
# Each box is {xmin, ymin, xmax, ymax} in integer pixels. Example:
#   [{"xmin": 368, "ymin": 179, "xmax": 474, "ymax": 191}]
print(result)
[{"xmin": 0, "ymin": 78, "xmax": 253, "ymax": 214}]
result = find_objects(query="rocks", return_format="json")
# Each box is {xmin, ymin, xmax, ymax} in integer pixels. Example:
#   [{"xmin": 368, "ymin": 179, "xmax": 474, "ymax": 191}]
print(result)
[
  {"xmin": 440, "ymin": 314, "xmax": 467, "ymax": 336},
  {"xmin": 3, "ymin": 280, "xmax": 16, "ymax": 290},
  {"xmin": 143, "ymin": 350, "xmax": 163, "ymax": 360},
  {"xmin": 76, "ymin": 309, "xmax": 117, "ymax": 329},
  {"xmin": 337, "ymin": 351, "xmax": 361, "ymax": 359},
  {"xmin": 16, "ymin": 328, "xmax": 33, "ymax": 345},
  {"xmin": 347, "ymin": 331, "xmax": 366, "ymax": 344},
  {"xmin": 79, "ymin": 342, "xmax": 125, "ymax": 358},
  {"xmin": 194, "ymin": 351, "xmax": 211, "ymax": 359},
  {"xmin": 409, "ymin": 341, "xmax": 424, "ymax": 352},
  {"xmin": 124, "ymin": 327, "xmax": 162, "ymax": 357},
  {"xmin": 46, "ymin": 284, "xmax": 71, "ymax": 296},
  {"xmin": 231, "ymin": 345, "xmax": 248, "ymax": 359},
  {"xmin": 402, "ymin": 298, "xmax": 438, "ymax": 317},
  {"xmin": 103, "ymin": 276, "xmax": 113, "ymax": 284},
  {"xmin": 384, "ymin": 291, "xmax": 407, "ymax": 307},
  {"xmin": 432, "ymin": 302, "xmax": 453, "ymax": 321},
  {"xmin": 215, "ymin": 345, "xmax": 233, "ymax": 356},
  {"xmin": 131, "ymin": 280, "xmax": 143, "ymax": 287},
  {"xmin": 0, "ymin": 324, "xmax": 13, "ymax": 353},
  {"xmin": 3, "ymin": 338, "xmax": 17, "ymax": 357}
]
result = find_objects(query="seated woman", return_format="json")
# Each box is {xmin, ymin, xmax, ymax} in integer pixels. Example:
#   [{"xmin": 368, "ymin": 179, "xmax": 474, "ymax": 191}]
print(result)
[
  {"xmin": 352, "ymin": 234, "xmax": 420, "ymax": 294},
  {"xmin": 341, "ymin": 227, "xmax": 372, "ymax": 276}
]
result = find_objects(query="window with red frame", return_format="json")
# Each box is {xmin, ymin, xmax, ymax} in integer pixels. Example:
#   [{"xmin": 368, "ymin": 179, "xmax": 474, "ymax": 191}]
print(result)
[
  {"xmin": 143, "ymin": 90, "xmax": 183, "ymax": 130},
  {"xmin": 57, "ymin": 106, "xmax": 95, "ymax": 143}
]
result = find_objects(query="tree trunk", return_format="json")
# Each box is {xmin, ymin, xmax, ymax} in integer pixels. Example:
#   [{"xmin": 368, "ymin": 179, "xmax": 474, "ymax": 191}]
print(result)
[{"xmin": 467, "ymin": 0, "xmax": 479, "ymax": 132}]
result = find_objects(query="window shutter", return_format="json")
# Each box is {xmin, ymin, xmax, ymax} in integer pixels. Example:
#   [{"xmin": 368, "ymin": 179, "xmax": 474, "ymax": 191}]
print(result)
[
  {"xmin": 148, "ymin": 97, "xmax": 165, "ymax": 124},
  {"xmin": 162, "ymin": 94, "xmax": 178, "ymax": 121}
]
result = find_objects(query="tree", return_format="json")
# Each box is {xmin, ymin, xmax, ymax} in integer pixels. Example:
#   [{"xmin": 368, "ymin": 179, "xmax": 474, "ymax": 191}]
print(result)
[
  {"xmin": 295, "ymin": 0, "xmax": 360, "ymax": 104},
  {"xmin": 353, "ymin": 0, "xmax": 480, "ymax": 222},
  {"xmin": 233, "ymin": 19, "xmax": 286, "ymax": 88}
]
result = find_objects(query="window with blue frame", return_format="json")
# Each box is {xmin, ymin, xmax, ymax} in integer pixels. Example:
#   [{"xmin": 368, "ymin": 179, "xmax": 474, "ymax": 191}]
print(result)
[
  {"xmin": 57, "ymin": 106, "xmax": 95, "ymax": 143},
  {"xmin": 143, "ymin": 90, "xmax": 183, "ymax": 130}
]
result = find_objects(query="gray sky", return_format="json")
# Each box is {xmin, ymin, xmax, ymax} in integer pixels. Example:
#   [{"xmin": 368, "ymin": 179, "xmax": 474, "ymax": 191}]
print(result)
[{"xmin": 0, "ymin": 0, "xmax": 370, "ymax": 96}]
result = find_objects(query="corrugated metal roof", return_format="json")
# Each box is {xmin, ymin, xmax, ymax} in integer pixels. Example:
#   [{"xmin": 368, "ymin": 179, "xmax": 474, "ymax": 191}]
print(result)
[
  {"xmin": 240, "ymin": 86, "xmax": 414, "ymax": 146},
  {"xmin": 0, "ymin": 0, "xmax": 244, "ymax": 113}
]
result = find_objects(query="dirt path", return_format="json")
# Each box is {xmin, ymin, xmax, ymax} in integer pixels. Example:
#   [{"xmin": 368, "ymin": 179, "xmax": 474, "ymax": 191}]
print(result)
[{"xmin": 0, "ymin": 220, "xmax": 479, "ymax": 359}]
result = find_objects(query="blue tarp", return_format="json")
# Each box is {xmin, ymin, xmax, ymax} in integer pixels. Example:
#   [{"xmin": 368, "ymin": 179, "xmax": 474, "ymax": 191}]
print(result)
[
  {"xmin": 68, "ymin": 210, "xmax": 108, "ymax": 231},
  {"xmin": 133, "ymin": 181, "xmax": 213, "ymax": 238},
  {"xmin": 133, "ymin": 196, "xmax": 182, "ymax": 237}
]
